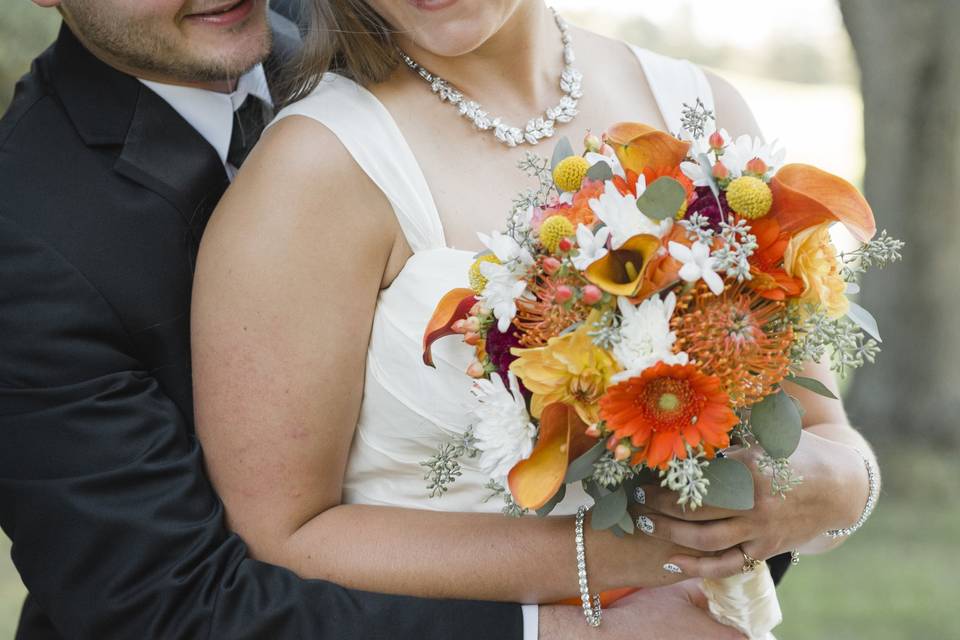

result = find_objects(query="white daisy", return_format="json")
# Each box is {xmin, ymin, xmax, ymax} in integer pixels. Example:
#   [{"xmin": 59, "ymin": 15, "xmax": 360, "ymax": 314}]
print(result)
[
  {"xmin": 477, "ymin": 230, "xmax": 534, "ymax": 270},
  {"xmin": 570, "ymin": 224, "xmax": 610, "ymax": 270},
  {"xmin": 669, "ymin": 241, "xmax": 725, "ymax": 295},
  {"xmin": 720, "ymin": 134, "xmax": 786, "ymax": 178},
  {"xmin": 478, "ymin": 260, "xmax": 528, "ymax": 332},
  {"xmin": 588, "ymin": 179, "xmax": 671, "ymax": 249},
  {"xmin": 611, "ymin": 293, "xmax": 689, "ymax": 383},
  {"xmin": 470, "ymin": 371, "xmax": 537, "ymax": 482}
]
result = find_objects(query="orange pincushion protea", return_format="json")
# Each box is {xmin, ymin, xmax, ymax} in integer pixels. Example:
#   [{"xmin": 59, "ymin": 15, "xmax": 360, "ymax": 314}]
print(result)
[
  {"xmin": 672, "ymin": 282, "xmax": 794, "ymax": 408},
  {"xmin": 513, "ymin": 273, "xmax": 591, "ymax": 347},
  {"xmin": 599, "ymin": 362, "xmax": 737, "ymax": 470}
]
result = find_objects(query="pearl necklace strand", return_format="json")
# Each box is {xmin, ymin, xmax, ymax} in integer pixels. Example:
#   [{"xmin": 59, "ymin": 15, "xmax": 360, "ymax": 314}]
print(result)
[{"xmin": 397, "ymin": 8, "xmax": 582, "ymax": 147}]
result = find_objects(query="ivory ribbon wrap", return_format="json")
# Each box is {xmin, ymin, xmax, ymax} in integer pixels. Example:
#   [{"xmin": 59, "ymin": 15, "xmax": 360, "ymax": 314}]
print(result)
[{"xmin": 701, "ymin": 563, "xmax": 782, "ymax": 640}]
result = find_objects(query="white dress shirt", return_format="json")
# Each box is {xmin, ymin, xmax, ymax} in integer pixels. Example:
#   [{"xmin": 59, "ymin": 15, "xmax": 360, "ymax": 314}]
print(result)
[
  {"xmin": 139, "ymin": 64, "xmax": 273, "ymax": 181},
  {"xmin": 138, "ymin": 63, "xmax": 540, "ymax": 640}
]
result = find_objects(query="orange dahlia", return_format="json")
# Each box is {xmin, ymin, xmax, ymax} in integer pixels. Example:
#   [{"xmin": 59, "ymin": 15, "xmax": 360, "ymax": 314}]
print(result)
[
  {"xmin": 672, "ymin": 282, "xmax": 794, "ymax": 407},
  {"xmin": 746, "ymin": 217, "xmax": 804, "ymax": 302},
  {"xmin": 598, "ymin": 362, "xmax": 738, "ymax": 470}
]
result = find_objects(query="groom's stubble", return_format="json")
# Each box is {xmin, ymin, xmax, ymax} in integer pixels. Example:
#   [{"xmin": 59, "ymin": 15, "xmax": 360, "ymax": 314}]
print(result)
[{"xmin": 57, "ymin": 0, "xmax": 272, "ymax": 88}]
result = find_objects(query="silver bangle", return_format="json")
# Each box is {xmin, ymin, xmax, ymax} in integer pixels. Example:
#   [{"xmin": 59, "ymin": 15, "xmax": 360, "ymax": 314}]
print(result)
[
  {"xmin": 824, "ymin": 448, "xmax": 880, "ymax": 538},
  {"xmin": 575, "ymin": 505, "xmax": 602, "ymax": 627}
]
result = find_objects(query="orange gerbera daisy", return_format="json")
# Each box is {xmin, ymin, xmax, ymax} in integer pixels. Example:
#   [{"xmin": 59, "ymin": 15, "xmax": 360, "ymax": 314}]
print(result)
[{"xmin": 598, "ymin": 362, "xmax": 738, "ymax": 470}]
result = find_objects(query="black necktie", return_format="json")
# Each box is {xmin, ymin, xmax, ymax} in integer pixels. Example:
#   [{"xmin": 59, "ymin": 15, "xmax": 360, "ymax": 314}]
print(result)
[{"xmin": 227, "ymin": 95, "xmax": 273, "ymax": 169}]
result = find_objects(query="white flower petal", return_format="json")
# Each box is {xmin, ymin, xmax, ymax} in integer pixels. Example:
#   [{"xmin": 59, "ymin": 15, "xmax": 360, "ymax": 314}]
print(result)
[
  {"xmin": 678, "ymin": 262, "xmax": 702, "ymax": 283},
  {"xmin": 702, "ymin": 268, "xmax": 725, "ymax": 295},
  {"xmin": 668, "ymin": 241, "xmax": 694, "ymax": 262}
]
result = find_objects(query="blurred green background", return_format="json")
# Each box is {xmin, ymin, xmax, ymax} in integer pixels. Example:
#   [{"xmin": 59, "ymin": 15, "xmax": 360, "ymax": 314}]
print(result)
[{"xmin": 2, "ymin": 1, "xmax": 958, "ymax": 638}]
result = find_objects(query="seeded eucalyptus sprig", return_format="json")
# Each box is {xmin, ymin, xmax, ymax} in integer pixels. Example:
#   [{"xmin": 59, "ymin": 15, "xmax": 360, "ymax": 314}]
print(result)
[
  {"xmin": 839, "ymin": 230, "xmax": 905, "ymax": 281},
  {"xmin": 422, "ymin": 429, "xmax": 479, "ymax": 498}
]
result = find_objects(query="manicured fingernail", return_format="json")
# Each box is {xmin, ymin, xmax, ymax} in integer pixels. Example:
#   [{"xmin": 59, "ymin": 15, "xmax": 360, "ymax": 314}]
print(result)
[
  {"xmin": 634, "ymin": 487, "xmax": 646, "ymax": 504},
  {"xmin": 637, "ymin": 514, "xmax": 655, "ymax": 535},
  {"xmin": 663, "ymin": 563, "xmax": 683, "ymax": 574}
]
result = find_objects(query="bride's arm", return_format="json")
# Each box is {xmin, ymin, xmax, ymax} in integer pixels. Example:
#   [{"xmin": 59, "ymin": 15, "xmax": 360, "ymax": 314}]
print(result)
[{"xmin": 191, "ymin": 115, "xmax": 693, "ymax": 604}]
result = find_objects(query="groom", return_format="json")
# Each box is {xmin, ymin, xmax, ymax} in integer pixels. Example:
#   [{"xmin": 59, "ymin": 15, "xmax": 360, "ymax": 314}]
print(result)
[{"xmin": 0, "ymin": 1, "xmax": 747, "ymax": 638}]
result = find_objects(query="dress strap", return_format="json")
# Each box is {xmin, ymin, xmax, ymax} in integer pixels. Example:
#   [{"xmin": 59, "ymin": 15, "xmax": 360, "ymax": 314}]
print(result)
[
  {"xmin": 267, "ymin": 73, "xmax": 447, "ymax": 253},
  {"xmin": 629, "ymin": 46, "xmax": 717, "ymax": 137}
]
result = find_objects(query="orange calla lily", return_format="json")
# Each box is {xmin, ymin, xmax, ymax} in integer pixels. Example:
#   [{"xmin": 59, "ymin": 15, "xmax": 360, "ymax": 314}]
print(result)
[
  {"xmin": 769, "ymin": 163, "xmax": 876, "ymax": 242},
  {"xmin": 605, "ymin": 122, "xmax": 691, "ymax": 174},
  {"xmin": 558, "ymin": 588, "xmax": 639, "ymax": 608},
  {"xmin": 507, "ymin": 402, "xmax": 595, "ymax": 510},
  {"xmin": 585, "ymin": 234, "xmax": 661, "ymax": 297},
  {"xmin": 422, "ymin": 288, "xmax": 476, "ymax": 368}
]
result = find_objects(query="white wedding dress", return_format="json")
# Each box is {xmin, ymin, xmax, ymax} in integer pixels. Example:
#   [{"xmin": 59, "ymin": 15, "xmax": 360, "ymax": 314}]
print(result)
[{"xmin": 268, "ymin": 44, "xmax": 780, "ymax": 640}]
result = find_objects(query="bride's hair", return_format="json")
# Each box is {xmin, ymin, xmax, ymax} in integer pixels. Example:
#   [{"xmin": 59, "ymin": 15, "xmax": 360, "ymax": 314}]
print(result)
[{"xmin": 282, "ymin": 0, "xmax": 399, "ymax": 105}]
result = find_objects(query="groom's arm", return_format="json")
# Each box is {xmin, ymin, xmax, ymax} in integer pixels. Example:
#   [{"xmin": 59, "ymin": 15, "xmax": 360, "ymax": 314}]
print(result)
[{"xmin": 0, "ymin": 214, "xmax": 524, "ymax": 639}]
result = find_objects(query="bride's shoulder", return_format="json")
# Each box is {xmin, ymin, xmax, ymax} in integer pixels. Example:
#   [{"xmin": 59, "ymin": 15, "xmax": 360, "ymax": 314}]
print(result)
[{"xmin": 573, "ymin": 26, "xmax": 762, "ymax": 137}]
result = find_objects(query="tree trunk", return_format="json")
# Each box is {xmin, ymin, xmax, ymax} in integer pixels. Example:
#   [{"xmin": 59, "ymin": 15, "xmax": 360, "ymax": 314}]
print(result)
[{"xmin": 839, "ymin": 0, "xmax": 960, "ymax": 447}]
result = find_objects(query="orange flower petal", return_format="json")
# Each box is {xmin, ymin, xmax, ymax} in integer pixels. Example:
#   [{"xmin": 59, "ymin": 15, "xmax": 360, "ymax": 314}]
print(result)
[
  {"xmin": 769, "ymin": 164, "xmax": 876, "ymax": 242},
  {"xmin": 585, "ymin": 234, "xmax": 661, "ymax": 297},
  {"xmin": 508, "ymin": 402, "xmax": 587, "ymax": 510},
  {"xmin": 422, "ymin": 288, "xmax": 476, "ymax": 368},
  {"xmin": 605, "ymin": 122, "xmax": 691, "ymax": 174},
  {"xmin": 557, "ymin": 588, "xmax": 639, "ymax": 608}
]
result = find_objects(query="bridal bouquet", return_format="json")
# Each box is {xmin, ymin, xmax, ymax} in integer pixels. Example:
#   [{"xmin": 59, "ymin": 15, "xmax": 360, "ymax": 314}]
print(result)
[{"xmin": 420, "ymin": 102, "xmax": 901, "ymax": 635}]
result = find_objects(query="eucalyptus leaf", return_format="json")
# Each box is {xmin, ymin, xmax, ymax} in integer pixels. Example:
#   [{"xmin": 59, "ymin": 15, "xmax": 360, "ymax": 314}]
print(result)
[
  {"xmin": 536, "ymin": 484, "xmax": 566, "ymax": 517},
  {"xmin": 636, "ymin": 177, "xmax": 687, "ymax": 221},
  {"xmin": 585, "ymin": 160, "xmax": 614, "ymax": 182},
  {"xmin": 702, "ymin": 458, "xmax": 755, "ymax": 510},
  {"xmin": 610, "ymin": 525, "xmax": 626, "ymax": 538},
  {"xmin": 845, "ymin": 282, "xmax": 861, "ymax": 295},
  {"xmin": 751, "ymin": 389, "xmax": 803, "ymax": 459},
  {"xmin": 785, "ymin": 375, "xmax": 838, "ymax": 400},
  {"xmin": 551, "ymin": 137, "xmax": 575, "ymax": 171},
  {"xmin": 618, "ymin": 511, "xmax": 636, "ymax": 535},
  {"xmin": 564, "ymin": 441, "xmax": 606, "ymax": 484},
  {"xmin": 590, "ymin": 486, "xmax": 627, "ymax": 530},
  {"xmin": 847, "ymin": 301, "xmax": 882, "ymax": 343},
  {"xmin": 697, "ymin": 152, "xmax": 721, "ymax": 197}
]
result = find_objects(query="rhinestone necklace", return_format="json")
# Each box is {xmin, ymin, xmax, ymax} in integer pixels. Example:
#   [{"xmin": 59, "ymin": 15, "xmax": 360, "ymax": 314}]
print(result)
[{"xmin": 397, "ymin": 8, "xmax": 582, "ymax": 148}]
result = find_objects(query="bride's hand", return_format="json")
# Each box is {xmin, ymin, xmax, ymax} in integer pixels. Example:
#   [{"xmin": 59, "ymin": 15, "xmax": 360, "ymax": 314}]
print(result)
[
  {"xmin": 539, "ymin": 580, "xmax": 747, "ymax": 639},
  {"xmin": 631, "ymin": 430, "xmax": 870, "ymax": 579}
]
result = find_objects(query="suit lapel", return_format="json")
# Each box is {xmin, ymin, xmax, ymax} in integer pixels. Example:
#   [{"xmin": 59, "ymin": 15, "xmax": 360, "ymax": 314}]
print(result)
[{"xmin": 51, "ymin": 24, "xmax": 229, "ymax": 244}]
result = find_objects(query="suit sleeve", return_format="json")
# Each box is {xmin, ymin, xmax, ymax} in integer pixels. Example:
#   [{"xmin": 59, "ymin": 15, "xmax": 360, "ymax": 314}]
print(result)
[{"xmin": 0, "ymin": 215, "xmax": 524, "ymax": 640}]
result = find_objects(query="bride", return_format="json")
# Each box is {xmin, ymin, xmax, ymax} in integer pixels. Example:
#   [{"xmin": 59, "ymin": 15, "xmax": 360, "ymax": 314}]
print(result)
[{"xmin": 191, "ymin": 0, "xmax": 878, "ymax": 635}]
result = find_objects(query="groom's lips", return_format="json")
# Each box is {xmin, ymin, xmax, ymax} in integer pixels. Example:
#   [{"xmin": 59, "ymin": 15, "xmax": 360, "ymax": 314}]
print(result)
[{"xmin": 184, "ymin": 0, "xmax": 255, "ymax": 26}]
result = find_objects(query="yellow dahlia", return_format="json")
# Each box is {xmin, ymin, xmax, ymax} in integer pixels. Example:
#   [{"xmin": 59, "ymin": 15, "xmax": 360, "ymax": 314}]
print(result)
[
  {"xmin": 726, "ymin": 176, "xmax": 773, "ymax": 219},
  {"xmin": 539, "ymin": 215, "xmax": 575, "ymax": 253},
  {"xmin": 509, "ymin": 311, "xmax": 620, "ymax": 424},
  {"xmin": 553, "ymin": 156, "xmax": 590, "ymax": 192},
  {"xmin": 783, "ymin": 222, "xmax": 849, "ymax": 318}
]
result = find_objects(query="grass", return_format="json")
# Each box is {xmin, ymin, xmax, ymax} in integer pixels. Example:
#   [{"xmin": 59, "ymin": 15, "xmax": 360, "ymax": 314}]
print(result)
[{"xmin": 1, "ymin": 448, "xmax": 957, "ymax": 637}]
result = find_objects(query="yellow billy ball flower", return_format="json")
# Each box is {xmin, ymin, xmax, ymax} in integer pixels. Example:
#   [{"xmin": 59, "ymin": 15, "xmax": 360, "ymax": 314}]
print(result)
[
  {"xmin": 539, "ymin": 215, "xmax": 575, "ymax": 253},
  {"xmin": 726, "ymin": 176, "xmax": 773, "ymax": 219},
  {"xmin": 552, "ymin": 155, "xmax": 590, "ymax": 192},
  {"xmin": 468, "ymin": 254, "xmax": 501, "ymax": 294}
]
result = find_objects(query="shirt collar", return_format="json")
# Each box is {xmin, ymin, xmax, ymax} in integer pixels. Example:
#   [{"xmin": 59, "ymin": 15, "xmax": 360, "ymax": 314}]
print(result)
[{"xmin": 138, "ymin": 64, "xmax": 273, "ymax": 168}]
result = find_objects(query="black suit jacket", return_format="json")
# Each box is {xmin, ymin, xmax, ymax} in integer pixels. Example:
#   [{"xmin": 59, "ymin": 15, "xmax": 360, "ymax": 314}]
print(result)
[{"xmin": 0, "ymin": 21, "xmax": 523, "ymax": 640}]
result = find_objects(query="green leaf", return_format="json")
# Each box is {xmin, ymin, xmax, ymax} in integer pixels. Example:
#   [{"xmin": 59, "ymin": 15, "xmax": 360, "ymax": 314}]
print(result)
[
  {"xmin": 536, "ymin": 484, "xmax": 566, "ymax": 517},
  {"xmin": 702, "ymin": 458, "xmax": 755, "ymax": 510},
  {"xmin": 847, "ymin": 301, "xmax": 882, "ymax": 343},
  {"xmin": 551, "ymin": 137, "xmax": 575, "ymax": 172},
  {"xmin": 636, "ymin": 177, "xmax": 687, "ymax": 220},
  {"xmin": 585, "ymin": 160, "xmax": 614, "ymax": 182},
  {"xmin": 618, "ymin": 510, "xmax": 636, "ymax": 535},
  {"xmin": 590, "ymin": 486, "xmax": 627, "ymax": 530},
  {"xmin": 751, "ymin": 389, "xmax": 803, "ymax": 459},
  {"xmin": 785, "ymin": 375, "xmax": 838, "ymax": 400},
  {"xmin": 564, "ymin": 441, "xmax": 606, "ymax": 484}
]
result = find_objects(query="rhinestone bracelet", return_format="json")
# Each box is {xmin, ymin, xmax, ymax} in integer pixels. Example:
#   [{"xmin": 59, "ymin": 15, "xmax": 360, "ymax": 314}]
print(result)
[
  {"xmin": 824, "ymin": 448, "xmax": 880, "ymax": 538},
  {"xmin": 575, "ymin": 505, "xmax": 602, "ymax": 627}
]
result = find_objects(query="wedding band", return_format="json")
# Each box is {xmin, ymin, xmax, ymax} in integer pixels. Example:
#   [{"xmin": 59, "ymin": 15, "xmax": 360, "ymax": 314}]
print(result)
[{"xmin": 739, "ymin": 546, "xmax": 761, "ymax": 573}]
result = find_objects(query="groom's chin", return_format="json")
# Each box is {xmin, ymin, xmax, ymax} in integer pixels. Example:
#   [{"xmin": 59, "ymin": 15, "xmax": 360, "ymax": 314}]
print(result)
[{"xmin": 178, "ymin": 0, "xmax": 272, "ymax": 76}]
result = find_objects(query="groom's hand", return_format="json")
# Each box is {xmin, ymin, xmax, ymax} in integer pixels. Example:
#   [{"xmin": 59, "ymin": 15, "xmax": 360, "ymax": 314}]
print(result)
[{"xmin": 538, "ymin": 581, "xmax": 747, "ymax": 639}]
